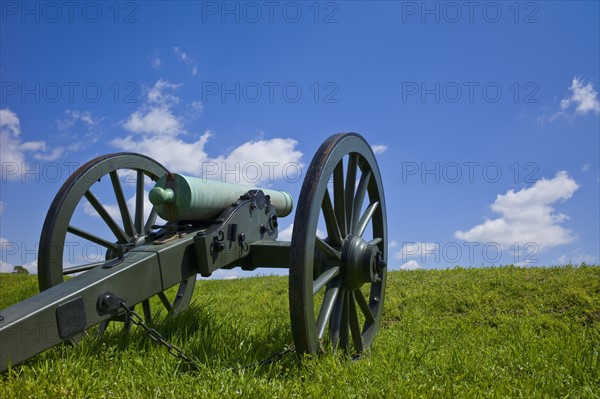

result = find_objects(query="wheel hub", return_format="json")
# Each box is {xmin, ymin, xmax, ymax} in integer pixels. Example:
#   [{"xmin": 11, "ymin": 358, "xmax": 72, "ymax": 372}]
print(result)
[{"xmin": 341, "ymin": 234, "xmax": 380, "ymax": 289}]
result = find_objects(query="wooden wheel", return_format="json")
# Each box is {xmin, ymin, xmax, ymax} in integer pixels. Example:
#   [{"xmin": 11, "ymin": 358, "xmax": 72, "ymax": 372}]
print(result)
[
  {"xmin": 289, "ymin": 133, "xmax": 387, "ymax": 355},
  {"xmin": 37, "ymin": 153, "xmax": 195, "ymax": 327}
]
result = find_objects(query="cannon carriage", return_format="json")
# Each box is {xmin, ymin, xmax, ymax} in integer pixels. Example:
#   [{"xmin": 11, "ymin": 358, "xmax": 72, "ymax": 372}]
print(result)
[{"xmin": 0, "ymin": 133, "xmax": 387, "ymax": 371}]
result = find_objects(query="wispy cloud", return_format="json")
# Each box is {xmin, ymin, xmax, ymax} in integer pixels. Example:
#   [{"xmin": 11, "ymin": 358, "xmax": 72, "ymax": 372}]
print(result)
[
  {"xmin": 173, "ymin": 46, "xmax": 198, "ymax": 76},
  {"xmin": 122, "ymin": 80, "xmax": 184, "ymax": 136},
  {"xmin": 540, "ymin": 77, "xmax": 600, "ymax": 124},
  {"xmin": 455, "ymin": 171, "xmax": 579, "ymax": 251},
  {"xmin": 558, "ymin": 248, "xmax": 596, "ymax": 265},
  {"xmin": 560, "ymin": 77, "xmax": 600, "ymax": 115},
  {"xmin": 371, "ymin": 144, "xmax": 388, "ymax": 154},
  {"xmin": 581, "ymin": 163, "xmax": 590, "ymax": 172},
  {"xmin": 57, "ymin": 110, "xmax": 102, "ymax": 130}
]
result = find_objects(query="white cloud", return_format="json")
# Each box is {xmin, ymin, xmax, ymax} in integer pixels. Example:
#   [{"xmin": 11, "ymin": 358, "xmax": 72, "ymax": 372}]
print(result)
[
  {"xmin": 558, "ymin": 251, "xmax": 596, "ymax": 265},
  {"xmin": 123, "ymin": 106, "xmax": 182, "ymax": 136},
  {"xmin": 400, "ymin": 260, "xmax": 422, "ymax": 270},
  {"xmin": 115, "ymin": 80, "xmax": 301, "ymax": 184},
  {"xmin": 207, "ymin": 269, "xmax": 242, "ymax": 280},
  {"xmin": 389, "ymin": 240, "xmax": 398, "ymax": 248},
  {"xmin": 0, "ymin": 109, "xmax": 20, "ymax": 135},
  {"xmin": 33, "ymin": 147, "xmax": 64, "ymax": 161},
  {"xmin": 0, "ymin": 200, "xmax": 5, "ymax": 216},
  {"xmin": 1, "ymin": 109, "xmax": 63, "ymax": 179},
  {"xmin": 371, "ymin": 144, "xmax": 387, "ymax": 154},
  {"xmin": 560, "ymin": 77, "xmax": 600, "ymax": 115},
  {"xmin": 173, "ymin": 47, "xmax": 198, "ymax": 76},
  {"xmin": 542, "ymin": 77, "xmax": 600, "ymax": 124},
  {"xmin": 147, "ymin": 80, "xmax": 181, "ymax": 106},
  {"xmin": 276, "ymin": 223, "xmax": 325, "ymax": 242},
  {"xmin": 278, "ymin": 224, "xmax": 294, "ymax": 241},
  {"xmin": 151, "ymin": 56, "xmax": 162, "ymax": 68},
  {"xmin": 112, "ymin": 133, "xmax": 303, "ymax": 185},
  {"xmin": 83, "ymin": 201, "xmax": 121, "ymax": 223},
  {"xmin": 581, "ymin": 163, "xmax": 590, "ymax": 172},
  {"xmin": 111, "ymin": 132, "xmax": 211, "ymax": 175},
  {"xmin": 57, "ymin": 110, "xmax": 102, "ymax": 130},
  {"xmin": 394, "ymin": 242, "xmax": 438, "ymax": 260},
  {"xmin": 0, "ymin": 261, "xmax": 12, "ymax": 273},
  {"xmin": 0, "ymin": 238, "xmax": 36, "ymax": 273},
  {"xmin": 455, "ymin": 171, "xmax": 579, "ymax": 251},
  {"xmin": 0, "ymin": 237, "xmax": 14, "ymax": 273},
  {"xmin": 174, "ymin": 46, "xmax": 188, "ymax": 61},
  {"xmin": 121, "ymin": 80, "xmax": 188, "ymax": 136}
]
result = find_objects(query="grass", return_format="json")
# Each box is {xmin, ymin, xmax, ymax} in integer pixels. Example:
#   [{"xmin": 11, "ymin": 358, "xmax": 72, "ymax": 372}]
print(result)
[{"xmin": 1, "ymin": 265, "xmax": 599, "ymax": 398}]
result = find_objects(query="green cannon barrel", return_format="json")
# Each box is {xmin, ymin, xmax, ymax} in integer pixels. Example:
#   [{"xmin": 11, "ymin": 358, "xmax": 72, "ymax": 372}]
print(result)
[{"xmin": 149, "ymin": 173, "xmax": 293, "ymax": 221}]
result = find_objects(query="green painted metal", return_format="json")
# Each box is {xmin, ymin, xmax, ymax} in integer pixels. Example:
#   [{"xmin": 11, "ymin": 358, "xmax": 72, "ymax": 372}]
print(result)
[
  {"xmin": 149, "ymin": 173, "xmax": 293, "ymax": 221},
  {"xmin": 0, "ymin": 133, "xmax": 387, "ymax": 373},
  {"xmin": 36, "ymin": 153, "xmax": 196, "ymax": 323},
  {"xmin": 0, "ymin": 234, "xmax": 197, "ymax": 371},
  {"xmin": 288, "ymin": 133, "xmax": 387, "ymax": 355},
  {"xmin": 193, "ymin": 190, "xmax": 281, "ymax": 277}
]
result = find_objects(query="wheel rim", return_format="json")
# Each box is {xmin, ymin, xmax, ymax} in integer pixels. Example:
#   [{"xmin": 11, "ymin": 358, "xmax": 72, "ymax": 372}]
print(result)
[
  {"xmin": 38, "ymin": 153, "xmax": 195, "ymax": 323},
  {"xmin": 289, "ymin": 133, "xmax": 387, "ymax": 355}
]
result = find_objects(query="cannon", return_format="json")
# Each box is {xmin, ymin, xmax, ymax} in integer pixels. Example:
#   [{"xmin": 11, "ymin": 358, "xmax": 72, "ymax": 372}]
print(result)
[{"xmin": 0, "ymin": 133, "xmax": 387, "ymax": 371}]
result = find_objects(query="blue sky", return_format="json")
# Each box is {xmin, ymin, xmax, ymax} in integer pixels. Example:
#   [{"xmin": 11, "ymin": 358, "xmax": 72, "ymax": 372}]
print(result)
[{"xmin": 1, "ymin": 1, "xmax": 599, "ymax": 277}]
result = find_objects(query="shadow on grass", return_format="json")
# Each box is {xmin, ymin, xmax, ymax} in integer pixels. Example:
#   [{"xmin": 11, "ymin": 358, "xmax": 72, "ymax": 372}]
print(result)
[{"xmin": 81, "ymin": 300, "xmax": 300, "ymax": 375}]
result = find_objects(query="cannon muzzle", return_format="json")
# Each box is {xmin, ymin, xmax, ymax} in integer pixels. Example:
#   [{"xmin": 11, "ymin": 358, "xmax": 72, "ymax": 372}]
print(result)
[{"xmin": 149, "ymin": 173, "xmax": 294, "ymax": 221}]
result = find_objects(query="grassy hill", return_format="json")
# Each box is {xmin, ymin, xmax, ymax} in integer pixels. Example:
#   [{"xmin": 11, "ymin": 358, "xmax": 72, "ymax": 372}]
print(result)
[{"xmin": 1, "ymin": 266, "xmax": 599, "ymax": 398}]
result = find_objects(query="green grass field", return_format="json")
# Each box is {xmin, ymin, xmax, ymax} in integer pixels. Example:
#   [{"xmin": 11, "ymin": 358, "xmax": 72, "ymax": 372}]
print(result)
[{"xmin": 1, "ymin": 266, "xmax": 599, "ymax": 398}]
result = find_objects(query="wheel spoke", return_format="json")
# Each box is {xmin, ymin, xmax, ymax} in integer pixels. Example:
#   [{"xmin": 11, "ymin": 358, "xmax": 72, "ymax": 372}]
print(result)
[
  {"xmin": 316, "ymin": 278, "xmax": 341, "ymax": 340},
  {"xmin": 313, "ymin": 266, "xmax": 340, "ymax": 296},
  {"xmin": 329, "ymin": 288, "xmax": 346, "ymax": 348},
  {"xmin": 355, "ymin": 201, "xmax": 379, "ymax": 238},
  {"xmin": 158, "ymin": 292, "xmax": 174, "ymax": 312},
  {"xmin": 351, "ymin": 169, "xmax": 371, "ymax": 234},
  {"xmin": 354, "ymin": 289, "xmax": 375, "ymax": 324},
  {"xmin": 339, "ymin": 291, "xmax": 350, "ymax": 350},
  {"xmin": 67, "ymin": 225, "xmax": 119, "ymax": 252},
  {"xmin": 368, "ymin": 237, "xmax": 382, "ymax": 246},
  {"xmin": 316, "ymin": 237, "xmax": 341, "ymax": 261},
  {"xmin": 144, "ymin": 208, "xmax": 158, "ymax": 234},
  {"xmin": 348, "ymin": 291, "xmax": 364, "ymax": 352},
  {"xmin": 135, "ymin": 170, "xmax": 145, "ymax": 235},
  {"xmin": 84, "ymin": 190, "xmax": 129, "ymax": 243},
  {"xmin": 333, "ymin": 161, "xmax": 346, "ymax": 237},
  {"xmin": 110, "ymin": 171, "xmax": 135, "ymax": 237},
  {"xmin": 322, "ymin": 188, "xmax": 342, "ymax": 247},
  {"xmin": 344, "ymin": 153, "xmax": 358, "ymax": 234},
  {"xmin": 142, "ymin": 299, "xmax": 152, "ymax": 324}
]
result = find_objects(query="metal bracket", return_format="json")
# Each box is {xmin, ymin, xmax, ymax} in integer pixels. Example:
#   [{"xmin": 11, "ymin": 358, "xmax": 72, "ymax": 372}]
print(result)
[{"xmin": 97, "ymin": 292, "xmax": 126, "ymax": 315}]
